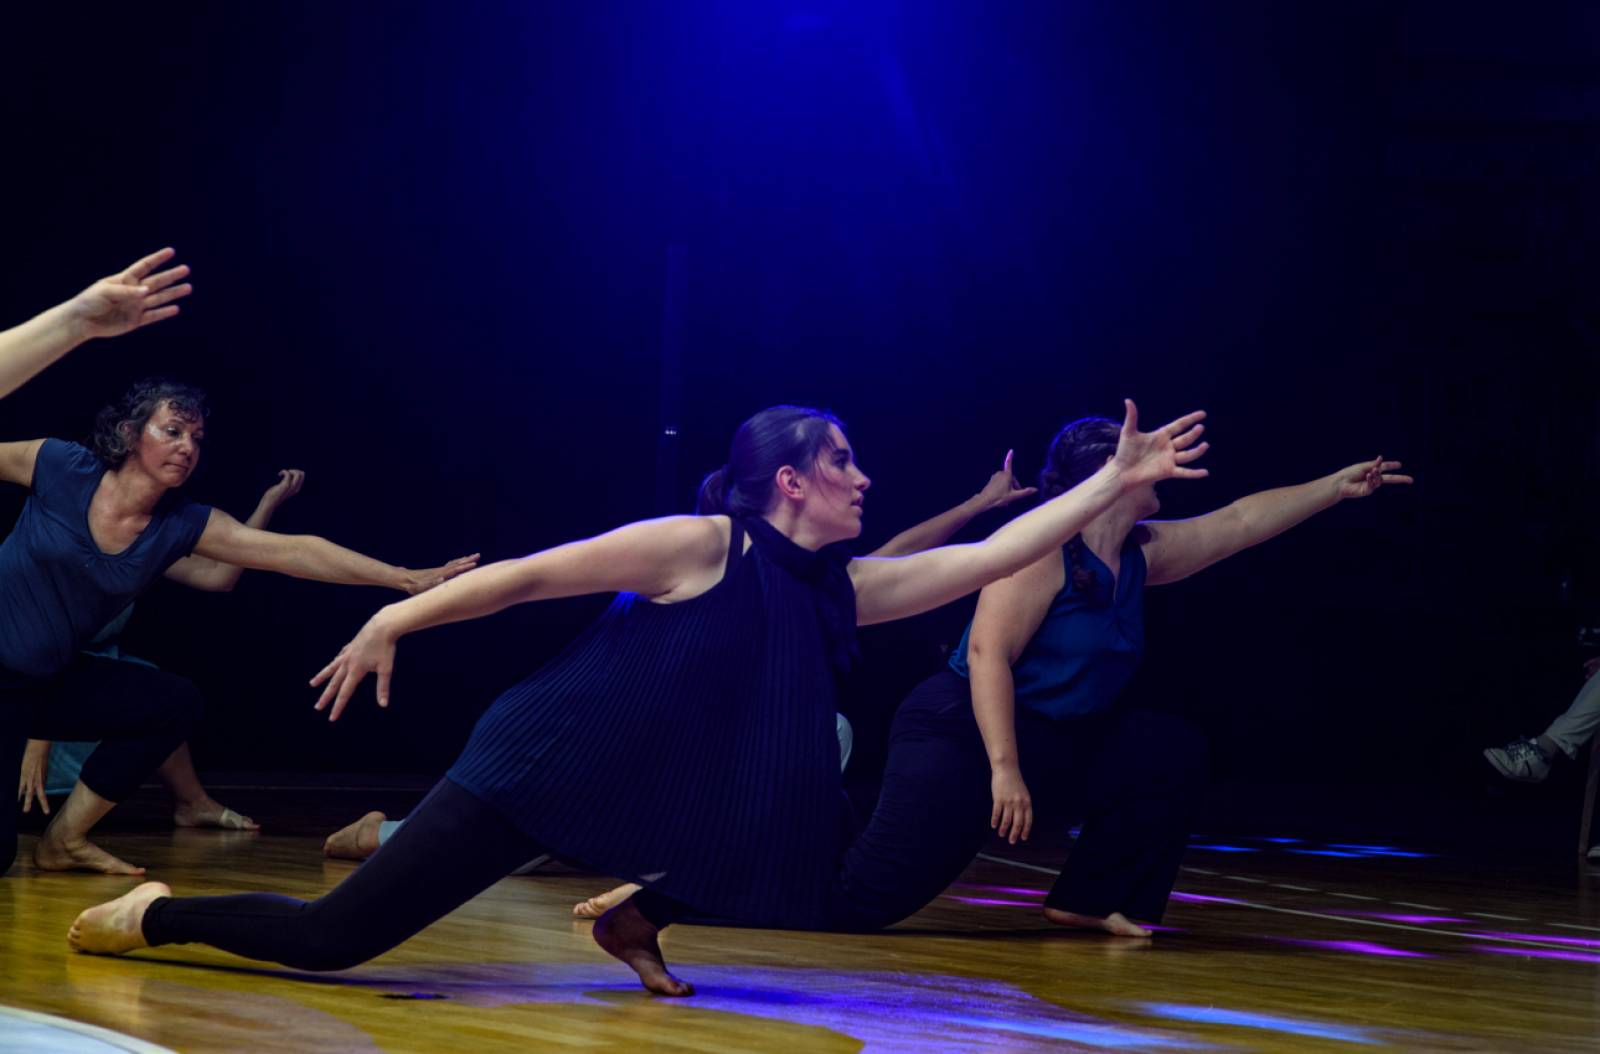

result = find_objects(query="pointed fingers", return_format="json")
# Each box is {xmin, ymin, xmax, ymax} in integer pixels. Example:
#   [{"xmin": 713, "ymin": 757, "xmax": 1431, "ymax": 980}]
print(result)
[
  {"xmin": 1169, "ymin": 422, "xmax": 1205, "ymax": 450},
  {"xmin": 375, "ymin": 666, "xmax": 392, "ymax": 709},
  {"xmin": 1381, "ymin": 474, "xmax": 1415, "ymax": 485},
  {"xmin": 143, "ymin": 283, "xmax": 192, "ymax": 309},
  {"xmin": 1003, "ymin": 448, "xmax": 1014, "ymax": 476},
  {"xmin": 123, "ymin": 247, "xmax": 176, "ymax": 280},
  {"xmin": 1160, "ymin": 409, "xmax": 1207, "ymax": 437},
  {"xmin": 137, "ymin": 305, "xmax": 181, "ymax": 327},
  {"xmin": 1172, "ymin": 466, "xmax": 1210, "ymax": 479},
  {"xmin": 141, "ymin": 263, "xmax": 190, "ymax": 292},
  {"xmin": 1174, "ymin": 440, "xmax": 1209, "ymax": 464}
]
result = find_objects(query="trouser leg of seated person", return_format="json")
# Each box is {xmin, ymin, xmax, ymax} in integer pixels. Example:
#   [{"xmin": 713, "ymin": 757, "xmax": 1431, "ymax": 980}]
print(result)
[
  {"xmin": 90, "ymin": 778, "xmax": 545, "ymax": 970},
  {"xmin": 820, "ymin": 670, "xmax": 992, "ymax": 932},
  {"xmin": 1022, "ymin": 708, "xmax": 1208, "ymax": 926},
  {"xmin": 1542, "ymin": 671, "xmax": 1600, "ymax": 761},
  {"xmin": 6, "ymin": 656, "xmax": 202, "ymax": 874}
]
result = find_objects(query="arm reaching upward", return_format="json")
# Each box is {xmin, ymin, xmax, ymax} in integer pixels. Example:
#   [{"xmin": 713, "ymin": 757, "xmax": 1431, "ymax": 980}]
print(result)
[
  {"xmin": 0, "ymin": 248, "xmax": 192, "ymax": 400},
  {"xmin": 165, "ymin": 470, "xmax": 306, "ymax": 592},
  {"xmin": 867, "ymin": 450, "xmax": 1037, "ymax": 558}
]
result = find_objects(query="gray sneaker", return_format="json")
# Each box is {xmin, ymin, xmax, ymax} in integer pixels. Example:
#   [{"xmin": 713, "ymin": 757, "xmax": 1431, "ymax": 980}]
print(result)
[{"xmin": 1483, "ymin": 738, "xmax": 1552, "ymax": 783}]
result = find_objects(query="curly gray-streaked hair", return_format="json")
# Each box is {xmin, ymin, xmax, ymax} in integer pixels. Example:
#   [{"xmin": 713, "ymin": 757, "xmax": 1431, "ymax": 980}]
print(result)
[{"xmin": 88, "ymin": 378, "xmax": 208, "ymax": 468}]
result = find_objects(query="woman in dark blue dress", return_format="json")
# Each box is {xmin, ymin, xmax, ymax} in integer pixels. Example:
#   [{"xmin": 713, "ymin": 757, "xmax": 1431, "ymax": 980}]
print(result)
[{"xmin": 71, "ymin": 400, "xmax": 1209, "ymax": 996}]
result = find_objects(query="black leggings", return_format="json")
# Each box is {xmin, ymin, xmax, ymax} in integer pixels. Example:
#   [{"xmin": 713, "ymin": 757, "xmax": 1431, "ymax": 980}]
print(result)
[
  {"xmin": 1, "ymin": 655, "xmax": 203, "ymax": 874},
  {"xmin": 144, "ymin": 777, "xmax": 547, "ymax": 970},
  {"xmin": 142, "ymin": 674, "xmax": 1206, "ymax": 968},
  {"xmin": 819, "ymin": 669, "xmax": 1207, "ymax": 928}
]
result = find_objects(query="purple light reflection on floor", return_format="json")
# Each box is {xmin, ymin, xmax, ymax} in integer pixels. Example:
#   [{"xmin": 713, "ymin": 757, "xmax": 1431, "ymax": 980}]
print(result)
[
  {"xmin": 943, "ymin": 895, "xmax": 1042, "ymax": 908},
  {"xmin": 952, "ymin": 883, "xmax": 1048, "ymax": 898},
  {"xmin": 1187, "ymin": 844, "xmax": 1259, "ymax": 853},
  {"xmin": 1136, "ymin": 1002, "xmax": 1382, "ymax": 1045},
  {"xmin": 1286, "ymin": 849, "xmax": 1368, "ymax": 858},
  {"xmin": 1329, "ymin": 912, "xmax": 1468, "ymax": 925},
  {"xmin": 1169, "ymin": 891, "xmax": 1245, "ymax": 906},
  {"xmin": 337, "ymin": 963, "xmax": 1216, "ymax": 1052},
  {"xmin": 1280, "ymin": 939, "xmax": 1433, "ymax": 959},
  {"xmin": 1473, "ymin": 945, "xmax": 1600, "ymax": 964}
]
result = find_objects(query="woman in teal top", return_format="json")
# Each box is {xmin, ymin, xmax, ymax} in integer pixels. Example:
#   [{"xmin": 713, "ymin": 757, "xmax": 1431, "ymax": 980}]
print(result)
[{"xmin": 942, "ymin": 414, "xmax": 1410, "ymax": 936}]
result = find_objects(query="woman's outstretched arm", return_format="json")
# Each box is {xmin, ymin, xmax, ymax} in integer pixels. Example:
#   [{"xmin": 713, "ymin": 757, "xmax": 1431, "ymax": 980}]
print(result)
[
  {"xmin": 1141, "ymin": 457, "xmax": 1412, "ymax": 586},
  {"xmin": 0, "ymin": 249, "xmax": 192, "ymax": 400},
  {"xmin": 848, "ymin": 401, "xmax": 1208, "ymax": 626},
  {"xmin": 310, "ymin": 515, "xmax": 733, "ymax": 719},
  {"xmin": 865, "ymin": 450, "xmax": 1037, "ymax": 558},
  {"xmin": 190, "ymin": 509, "xmax": 479, "ymax": 594}
]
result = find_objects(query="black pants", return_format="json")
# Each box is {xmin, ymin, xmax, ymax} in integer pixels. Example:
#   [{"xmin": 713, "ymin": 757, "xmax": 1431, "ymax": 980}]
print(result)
[
  {"xmin": 821, "ymin": 669, "xmax": 1208, "ymax": 928},
  {"xmin": 1, "ymin": 655, "xmax": 203, "ymax": 874},
  {"xmin": 144, "ymin": 776, "xmax": 546, "ymax": 970},
  {"xmin": 141, "ymin": 673, "xmax": 1206, "ymax": 968}
]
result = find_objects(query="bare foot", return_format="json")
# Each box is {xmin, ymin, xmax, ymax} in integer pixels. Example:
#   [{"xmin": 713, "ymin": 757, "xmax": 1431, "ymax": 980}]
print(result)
[
  {"xmin": 574, "ymin": 882, "xmax": 643, "ymax": 919},
  {"xmin": 69, "ymin": 881, "xmax": 171, "ymax": 954},
  {"xmin": 173, "ymin": 797, "xmax": 260, "ymax": 831},
  {"xmin": 1043, "ymin": 906, "xmax": 1153, "ymax": 937},
  {"xmin": 593, "ymin": 899, "xmax": 694, "ymax": 996},
  {"xmin": 35, "ymin": 835, "xmax": 145, "ymax": 876}
]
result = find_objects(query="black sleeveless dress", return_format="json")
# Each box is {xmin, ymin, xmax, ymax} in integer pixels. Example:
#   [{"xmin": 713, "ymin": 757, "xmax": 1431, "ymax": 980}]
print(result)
[{"xmin": 448, "ymin": 516, "xmax": 856, "ymax": 929}]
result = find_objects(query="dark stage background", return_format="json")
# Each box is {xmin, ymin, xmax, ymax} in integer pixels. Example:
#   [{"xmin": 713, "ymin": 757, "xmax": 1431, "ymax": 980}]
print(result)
[{"xmin": 3, "ymin": 3, "xmax": 1598, "ymax": 802}]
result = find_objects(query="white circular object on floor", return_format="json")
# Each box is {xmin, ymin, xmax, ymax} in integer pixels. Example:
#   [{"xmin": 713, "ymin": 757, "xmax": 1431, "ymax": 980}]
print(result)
[{"xmin": 0, "ymin": 1005, "xmax": 176, "ymax": 1054}]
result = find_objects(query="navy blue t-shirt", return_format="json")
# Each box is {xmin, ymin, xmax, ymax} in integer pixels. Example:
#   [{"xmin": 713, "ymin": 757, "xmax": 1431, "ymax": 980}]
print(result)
[
  {"xmin": 949, "ymin": 535, "xmax": 1147, "ymax": 720},
  {"xmin": 0, "ymin": 440, "xmax": 212, "ymax": 678}
]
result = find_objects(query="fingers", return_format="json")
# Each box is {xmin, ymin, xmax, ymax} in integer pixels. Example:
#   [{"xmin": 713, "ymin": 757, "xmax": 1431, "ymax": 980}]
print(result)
[
  {"xmin": 1169, "ymin": 422, "xmax": 1205, "ymax": 451},
  {"xmin": 375, "ymin": 665, "xmax": 393, "ymax": 709},
  {"xmin": 1020, "ymin": 803, "xmax": 1032, "ymax": 842},
  {"xmin": 1174, "ymin": 440, "xmax": 1209, "ymax": 464},
  {"xmin": 137, "ymin": 305, "xmax": 181, "ymax": 327},
  {"xmin": 122, "ymin": 247, "xmax": 176, "ymax": 281},
  {"xmin": 1003, "ymin": 449, "xmax": 1014, "ymax": 477},
  {"xmin": 1160, "ymin": 409, "xmax": 1206, "ymax": 437},
  {"xmin": 1119, "ymin": 398, "xmax": 1139, "ymax": 440},
  {"xmin": 143, "ymin": 282, "xmax": 193, "ymax": 309},
  {"xmin": 329, "ymin": 665, "xmax": 365, "ymax": 722},
  {"xmin": 141, "ymin": 263, "xmax": 190, "ymax": 293},
  {"xmin": 309, "ymin": 647, "xmax": 346, "ymax": 688}
]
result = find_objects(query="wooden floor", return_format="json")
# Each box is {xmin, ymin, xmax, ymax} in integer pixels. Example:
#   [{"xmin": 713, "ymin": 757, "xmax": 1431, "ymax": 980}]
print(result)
[{"xmin": 5, "ymin": 816, "xmax": 1600, "ymax": 1052}]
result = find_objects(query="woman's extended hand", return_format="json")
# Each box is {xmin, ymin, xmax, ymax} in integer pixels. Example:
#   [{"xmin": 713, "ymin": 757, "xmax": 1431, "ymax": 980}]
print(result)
[
  {"xmin": 399, "ymin": 554, "xmax": 480, "ymax": 595},
  {"xmin": 990, "ymin": 762, "xmax": 1033, "ymax": 844},
  {"xmin": 1110, "ymin": 400, "xmax": 1209, "ymax": 489},
  {"xmin": 260, "ymin": 469, "xmax": 306, "ymax": 512},
  {"xmin": 68, "ymin": 248, "xmax": 193, "ymax": 339},
  {"xmin": 17, "ymin": 739, "xmax": 52, "ymax": 815},
  {"xmin": 1334, "ymin": 457, "xmax": 1414, "ymax": 500},
  {"xmin": 976, "ymin": 450, "xmax": 1039, "ymax": 511},
  {"xmin": 311, "ymin": 615, "xmax": 400, "ymax": 721}
]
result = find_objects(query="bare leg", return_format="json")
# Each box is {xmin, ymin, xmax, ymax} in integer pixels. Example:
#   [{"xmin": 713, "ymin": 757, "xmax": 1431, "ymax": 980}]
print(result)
[
  {"xmin": 323, "ymin": 811, "xmax": 387, "ymax": 861},
  {"xmin": 162, "ymin": 743, "xmax": 259, "ymax": 830},
  {"xmin": 1042, "ymin": 906, "xmax": 1152, "ymax": 938},
  {"xmin": 592, "ymin": 898, "xmax": 694, "ymax": 996},
  {"xmin": 69, "ymin": 881, "xmax": 170, "ymax": 954},
  {"xmin": 574, "ymin": 881, "xmax": 642, "ymax": 919},
  {"xmin": 34, "ymin": 782, "xmax": 144, "ymax": 875}
]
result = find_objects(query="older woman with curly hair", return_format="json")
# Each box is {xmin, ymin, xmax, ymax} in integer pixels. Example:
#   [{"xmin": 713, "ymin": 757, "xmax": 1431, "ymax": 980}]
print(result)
[{"xmin": 0, "ymin": 378, "xmax": 476, "ymax": 876}]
